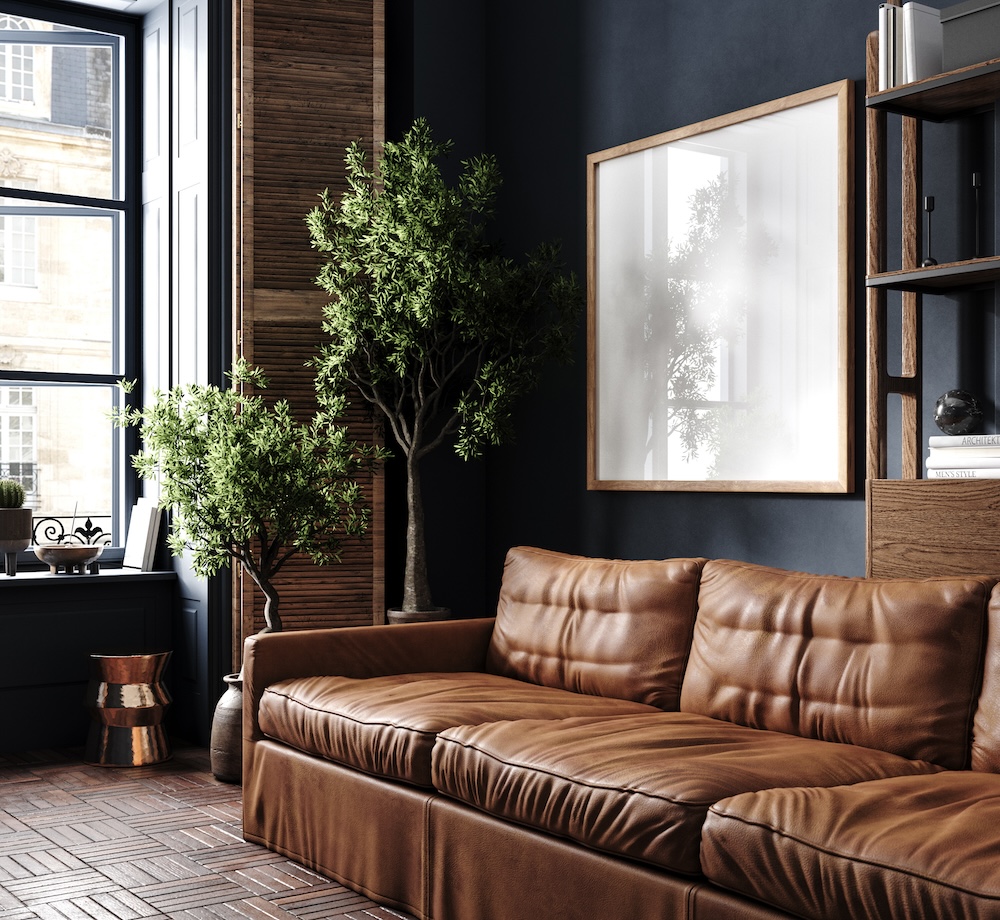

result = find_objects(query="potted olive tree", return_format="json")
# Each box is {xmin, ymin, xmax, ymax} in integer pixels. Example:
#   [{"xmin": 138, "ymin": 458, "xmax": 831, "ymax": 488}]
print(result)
[
  {"xmin": 114, "ymin": 359, "xmax": 380, "ymax": 779},
  {"xmin": 307, "ymin": 118, "xmax": 582, "ymax": 621}
]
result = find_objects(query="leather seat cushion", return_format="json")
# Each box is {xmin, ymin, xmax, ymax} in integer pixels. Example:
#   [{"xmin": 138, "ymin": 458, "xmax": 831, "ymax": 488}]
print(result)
[
  {"xmin": 257, "ymin": 672, "xmax": 657, "ymax": 787},
  {"xmin": 702, "ymin": 772, "xmax": 1000, "ymax": 920},
  {"xmin": 432, "ymin": 712, "xmax": 943, "ymax": 876}
]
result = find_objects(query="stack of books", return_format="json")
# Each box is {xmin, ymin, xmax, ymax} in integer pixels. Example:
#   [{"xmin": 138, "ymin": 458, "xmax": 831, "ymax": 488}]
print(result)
[
  {"xmin": 926, "ymin": 434, "xmax": 1000, "ymax": 479},
  {"xmin": 879, "ymin": 1, "xmax": 944, "ymax": 90}
]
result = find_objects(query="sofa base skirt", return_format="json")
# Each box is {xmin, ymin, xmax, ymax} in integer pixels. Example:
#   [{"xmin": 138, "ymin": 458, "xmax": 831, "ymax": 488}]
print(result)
[
  {"xmin": 242, "ymin": 740, "xmax": 432, "ymax": 919},
  {"xmin": 242, "ymin": 740, "xmax": 793, "ymax": 920},
  {"xmin": 426, "ymin": 795, "xmax": 793, "ymax": 920}
]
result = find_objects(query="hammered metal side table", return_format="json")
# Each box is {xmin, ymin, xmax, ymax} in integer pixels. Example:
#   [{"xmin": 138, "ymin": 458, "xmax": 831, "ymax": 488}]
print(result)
[{"xmin": 84, "ymin": 651, "xmax": 172, "ymax": 766}]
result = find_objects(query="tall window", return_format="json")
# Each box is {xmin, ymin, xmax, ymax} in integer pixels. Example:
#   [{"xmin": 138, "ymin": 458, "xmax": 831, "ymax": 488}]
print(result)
[
  {"xmin": 0, "ymin": 5, "xmax": 137, "ymax": 549},
  {"xmin": 0, "ymin": 15, "xmax": 32, "ymax": 104},
  {"xmin": 0, "ymin": 179, "xmax": 36, "ymax": 286},
  {"xmin": 0, "ymin": 385, "xmax": 35, "ymax": 498}
]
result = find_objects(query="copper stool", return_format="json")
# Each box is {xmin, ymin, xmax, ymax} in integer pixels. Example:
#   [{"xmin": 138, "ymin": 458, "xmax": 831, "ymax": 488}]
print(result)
[{"xmin": 85, "ymin": 652, "xmax": 172, "ymax": 766}]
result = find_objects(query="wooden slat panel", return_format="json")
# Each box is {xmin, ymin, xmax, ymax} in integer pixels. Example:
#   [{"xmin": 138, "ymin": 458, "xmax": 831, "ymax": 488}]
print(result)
[
  {"xmin": 240, "ymin": 317, "xmax": 382, "ymax": 637},
  {"xmin": 250, "ymin": 0, "xmax": 377, "ymax": 291},
  {"xmin": 236, "ymin": 0, "xmax": 385, "ymax": 657}
]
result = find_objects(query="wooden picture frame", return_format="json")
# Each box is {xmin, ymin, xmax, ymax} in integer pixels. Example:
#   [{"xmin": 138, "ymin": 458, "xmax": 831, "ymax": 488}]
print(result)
[{"xmin": 587, "ymin": 80, "xmax": 854, "ymax": 492}]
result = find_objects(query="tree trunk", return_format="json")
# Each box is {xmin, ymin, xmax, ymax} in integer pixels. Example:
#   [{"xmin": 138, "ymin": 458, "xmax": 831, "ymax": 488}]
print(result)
[
  {"xmin": 403, "ymin": 451, "xmax": 433, "ymax": 611},
  {"xmin": 234, "ymin": 574, "xmax": 281, "ymax": 680},
  {"xmin": 258, "ymin": 579, "xmax": 282, "ymax": 632}
]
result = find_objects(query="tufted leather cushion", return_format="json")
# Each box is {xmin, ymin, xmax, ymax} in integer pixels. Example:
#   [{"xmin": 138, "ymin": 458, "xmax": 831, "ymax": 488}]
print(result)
[
  {"xmin": 257, "ymin": 671, "xmax": 657, "ymax": 788},
  {"xmin": 681, "ymin": 559, "xmax": 994, "ymax": 769},
  {"xmin": 432, "ymin": 712, "xmax": 942, "ymax": 876},
  {"xmin": 702, "ymin": 772, "xmax": 1000, "ymax": 920},
  {"xmin": 971, "ymin": 586, "xmax": 1000, "ymax": 772},
  {"xmin": 485, "ymin": 546, "xmax": 706, "ymax": 708}
]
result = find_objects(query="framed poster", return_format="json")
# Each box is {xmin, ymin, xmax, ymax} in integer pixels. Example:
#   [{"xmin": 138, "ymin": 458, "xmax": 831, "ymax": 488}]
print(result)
[{"xmin": 587, "ymin": 80, "xmax": 854, "ymax": 492}]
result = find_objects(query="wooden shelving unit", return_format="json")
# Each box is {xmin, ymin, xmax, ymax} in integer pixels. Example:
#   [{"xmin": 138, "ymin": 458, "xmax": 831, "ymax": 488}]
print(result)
[{"xmin": 865, "ymin": 18, "xmax": 1000, "ymax": 579}]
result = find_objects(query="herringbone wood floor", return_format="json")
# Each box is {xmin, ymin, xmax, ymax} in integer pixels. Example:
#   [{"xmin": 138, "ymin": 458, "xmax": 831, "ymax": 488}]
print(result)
[{"xmin": 0, "ymin": 745, "xmax": 417, "ymax": 920}]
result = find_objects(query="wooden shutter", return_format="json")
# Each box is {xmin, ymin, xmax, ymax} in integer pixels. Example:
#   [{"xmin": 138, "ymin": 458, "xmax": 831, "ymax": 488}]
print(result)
[{"xmin": 234, "ymin": 0, "xmax": 385, "ymax": 657}]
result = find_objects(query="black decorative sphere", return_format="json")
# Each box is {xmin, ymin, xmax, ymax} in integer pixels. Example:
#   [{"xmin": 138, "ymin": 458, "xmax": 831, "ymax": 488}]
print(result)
[{"xmin": 934, "ymin": 389, "xmax": 983, "ymax": 435}]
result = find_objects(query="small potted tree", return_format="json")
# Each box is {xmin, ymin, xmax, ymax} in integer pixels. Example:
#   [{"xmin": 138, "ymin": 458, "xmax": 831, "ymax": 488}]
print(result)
[
  {"xmin": 0, "ymin": 478, "xmax": 32, "ymax": 576},
  {"xmin": 307, "ymin": 119, "xmax": 582, "ymax": 621},
  {"xmin": 115, "ymin": 359, "xmax": 380, "ymax": 779}
]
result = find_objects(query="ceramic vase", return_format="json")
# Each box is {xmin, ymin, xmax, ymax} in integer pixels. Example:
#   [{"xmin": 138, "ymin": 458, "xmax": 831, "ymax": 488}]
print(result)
[{"xmin": 210, "ymin": 672, "xmax": 243, "ymax": 784}]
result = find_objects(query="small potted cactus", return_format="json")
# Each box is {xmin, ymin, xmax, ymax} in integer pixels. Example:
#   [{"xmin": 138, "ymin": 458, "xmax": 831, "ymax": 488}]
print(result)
[{"xmin": 0, "ymin": 478, "xmax": 32, "ymax": 576}]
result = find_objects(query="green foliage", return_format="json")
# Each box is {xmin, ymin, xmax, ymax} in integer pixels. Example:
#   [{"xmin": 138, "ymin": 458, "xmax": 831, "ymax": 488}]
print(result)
[
  {"xmin": 306, "ymin": 117, "xmax": 582, "ymax": 463},
  {"xmin": 0, "ymin": 478, "xmax": 25, "ymax": 508},
  {"xmin": 113, "ymin": 360, "xmax": 381, "ymax": 630},
  {"xmin": 306, "ymin": 118, "xmax": 582, "ymax": 611}
]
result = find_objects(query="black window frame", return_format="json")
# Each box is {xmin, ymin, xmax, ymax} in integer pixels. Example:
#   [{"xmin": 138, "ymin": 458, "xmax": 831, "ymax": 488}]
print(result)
[{"xmin": 0, "ymin": 0, "xmax": 141, "ymax": 563}]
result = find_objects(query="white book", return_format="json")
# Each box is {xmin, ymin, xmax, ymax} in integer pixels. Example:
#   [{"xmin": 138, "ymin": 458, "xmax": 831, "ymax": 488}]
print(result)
[
  {"xmin": 902, "ymin": 2, "xmax": 942, "ymax": 83},
  {"xmin": 928, "ymin": 445, "xmax": 1000, "ymax": 458},
  {"xmin": 927, "ymin": 454, "xmax": 1000, "ymax": 469},
  {"xmin": 879, "ymin": 4, "xmax": 898, "ymax": 90},
  {"xmin": 122, "ymin": 498, "xmax": 162, "ymax": 571},
  {"xmin": 927, "ymin": 468, "xmax": 1000, "ymax": 479},
  {"xmin": 928, "ymin": 434, "xmax": 1000, "ymax": 448}
]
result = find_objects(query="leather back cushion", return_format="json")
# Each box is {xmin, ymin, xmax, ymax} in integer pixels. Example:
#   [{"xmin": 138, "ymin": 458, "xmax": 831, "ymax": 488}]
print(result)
[
  {"xmin": 485, "ymin": 546, "xmax": 706, "ymax": 709},
  {"xmin": 972, "ymin": 587, "xmax": 1000, "ymax": 772},
  {"xmin": 680, "ymin": 559, "xmax": 994, "ymax": 769}
]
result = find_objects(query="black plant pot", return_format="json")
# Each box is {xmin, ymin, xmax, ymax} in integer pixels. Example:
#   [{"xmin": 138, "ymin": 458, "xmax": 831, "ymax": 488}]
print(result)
[{"xmin": 0, "ymin": 508, "xmax": 32, "ymax": 576}]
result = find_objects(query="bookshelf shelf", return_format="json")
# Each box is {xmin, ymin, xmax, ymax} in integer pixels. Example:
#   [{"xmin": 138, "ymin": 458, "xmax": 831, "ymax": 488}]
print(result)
[
  {"xmin": 866, "ymin": 56, "xmax": 1000, "ymax": 119},
  {"xmin": 867, "ymin": 257, "xmax": 1000, "ymax": 292}
]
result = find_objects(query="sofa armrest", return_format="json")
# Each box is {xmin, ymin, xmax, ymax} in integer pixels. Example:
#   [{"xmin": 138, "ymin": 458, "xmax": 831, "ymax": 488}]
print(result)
[{"xmin": 242, "ymin": 617, "xmax": 496, "ymax": 743}]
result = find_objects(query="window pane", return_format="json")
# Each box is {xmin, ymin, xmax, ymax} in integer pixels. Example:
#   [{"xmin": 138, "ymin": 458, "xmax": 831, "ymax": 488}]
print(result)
[
  {"xmin": 7, "ymin": 213, "xmax": 35, "ymax": 284},
  {"xmin": 0, "ymin": 15, "xmax": 116, "ymax": 199},
  {"xmin": 0, "ymin": 7, "xmax": 128, "ymax": 551},
  {"xmin": 1, "ymin": 384, "xmax": 116, "ymax": 544},
  {"xmin": 0, "ymin": 209, "xmax": 117, "ymax": 374}
]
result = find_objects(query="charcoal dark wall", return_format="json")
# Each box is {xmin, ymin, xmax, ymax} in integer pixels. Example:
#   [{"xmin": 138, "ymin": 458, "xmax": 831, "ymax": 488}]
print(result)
[
  {"xmin": 386, "ymin": 1, "xmax": 999, "ymax": 615},
  {"xmin": 384, "ymin": 1, "xmax": 490, "ymax": 615}
]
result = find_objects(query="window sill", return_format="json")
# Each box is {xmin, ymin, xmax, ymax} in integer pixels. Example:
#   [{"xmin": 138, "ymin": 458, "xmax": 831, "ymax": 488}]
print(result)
[{"xmin": 0, "ymin": 567, "xmax": 176, "ymax": 586}]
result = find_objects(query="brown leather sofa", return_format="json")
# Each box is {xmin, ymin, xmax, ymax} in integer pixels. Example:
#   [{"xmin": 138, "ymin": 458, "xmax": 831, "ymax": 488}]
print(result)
[{"xmin": 242, "ymin": 546, "xmax": 1000, "ymax": 919}]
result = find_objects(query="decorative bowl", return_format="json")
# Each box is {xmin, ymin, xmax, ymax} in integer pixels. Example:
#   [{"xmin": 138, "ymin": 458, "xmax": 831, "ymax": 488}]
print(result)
[{"xmin": 34, "ymin": 543, "xmax": 104, "ymax": 574}]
